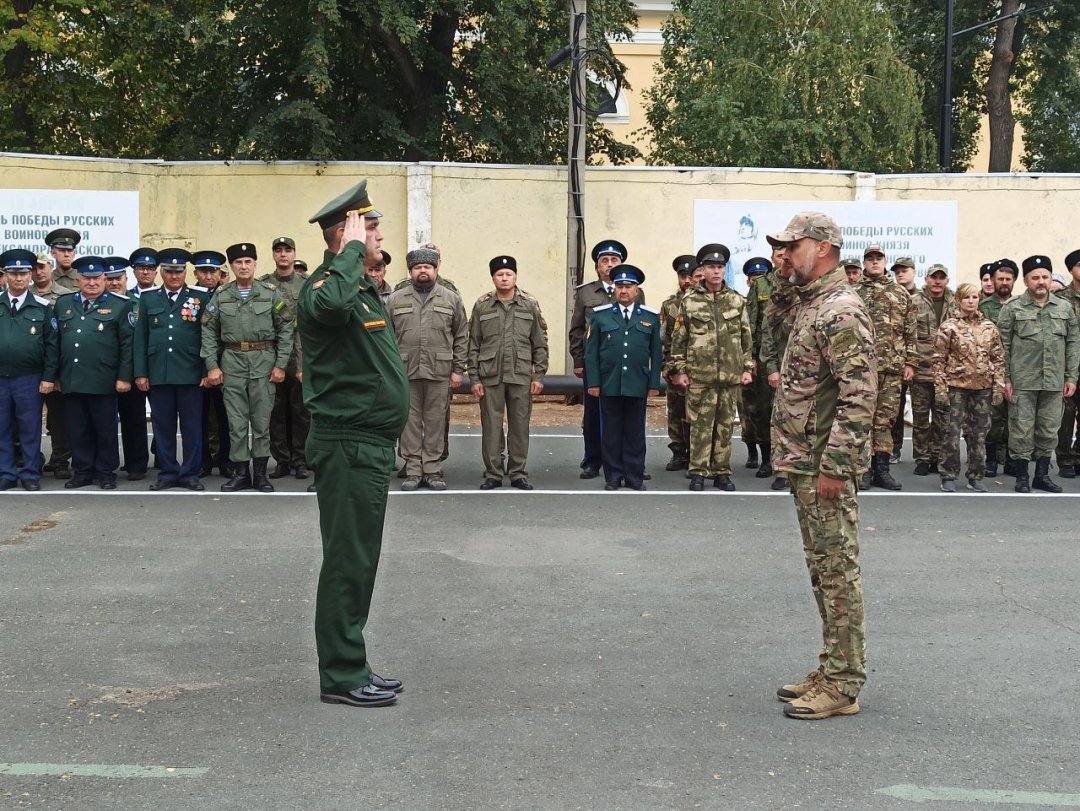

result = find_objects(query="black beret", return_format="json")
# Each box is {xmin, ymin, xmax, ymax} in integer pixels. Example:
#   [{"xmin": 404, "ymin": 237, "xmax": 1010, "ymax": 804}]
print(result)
[
  {"xmin": 1065, "ymin": 249, "xmax": 1080, "ymax": 271},
  {"xmin": 672, "ymin": 255, "xmax": 697, "ymax": 275},
  {"xmin": 226, "ymin": 243, "xmax": 258, "ymax": 262},
  {"xmin": 1022, "ymin": 255, "xmax": 1052, "ymax": 276},
  {"xmin": 591, "ymin": 240, "xmax": 627, "ymax": 264},
  {"xmin": 489, "ymin": 255, "xmax": 517, "ymax": 275},
  {"xmin": 696, "ymin": 243, "xmax": 730, "ymax": 265}
]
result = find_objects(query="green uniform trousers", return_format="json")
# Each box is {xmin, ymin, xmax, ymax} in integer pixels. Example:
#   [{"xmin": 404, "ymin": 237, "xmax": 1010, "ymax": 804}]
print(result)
[
  {"xmin": 307, "ymin": 430, "xmax": 394, "ymax": 694},
  {"xmin": 942, "ymin": 388, "xmax": 991, "ymax": 481},
  {"xmin": 479, "ymin": 382, "xmax": 533, "ymax": 481},
  {"xmin": 686, "ymin": 383, "xmax": 739, "ymax": 477},
  {"xmin": 739, "ymin": 371, "xmax": 773, "ymax": 446},
  {"xmin": 222, "ymin": 377, "xmax": 274, "ymax": 463},
  {"xmin": 871, "ymin": 372, "xmax": 903, "ymax": 455},
  {"xmin": 269, "ymin": 374, "xmax": 310, "ymax": 467},
  {"xmin": 1009, "ymin": 389, "xmax": 1064, "ymax": 460},
  {"xmin": 1056, "ymin": 393, "xmax": 1080, "ymax": 467},
  {"xmin": 666, "ymin": 386, "xmax": 689, "ymax": 461},
  {"xmin": 789, "ymin": 472, "xmax": 867, "ymax": 699}
]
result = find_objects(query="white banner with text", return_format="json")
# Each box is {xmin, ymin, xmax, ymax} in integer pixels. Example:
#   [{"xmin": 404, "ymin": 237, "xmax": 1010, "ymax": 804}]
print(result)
[{"xmin": 0, "ymin": 188, "xmax": 140, "ymax": 257}]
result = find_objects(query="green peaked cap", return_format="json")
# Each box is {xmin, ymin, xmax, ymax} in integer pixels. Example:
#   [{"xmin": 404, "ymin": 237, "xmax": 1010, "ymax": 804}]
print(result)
[{"xmin": 309, "ymin": 180, "xmax": 382, "ymax": 229}]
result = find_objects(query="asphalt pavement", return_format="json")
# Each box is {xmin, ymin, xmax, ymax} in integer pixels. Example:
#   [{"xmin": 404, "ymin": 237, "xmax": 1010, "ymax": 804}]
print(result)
[{"xmin": 2, "ymin": 429, "xmax": 1079, "ymax": 810}]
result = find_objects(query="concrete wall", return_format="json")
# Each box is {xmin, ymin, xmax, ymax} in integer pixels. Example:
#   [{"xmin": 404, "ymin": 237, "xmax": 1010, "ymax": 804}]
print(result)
[{"xmin": 3, "ymin": 153, "xmax": 1079, "ymax": 372}]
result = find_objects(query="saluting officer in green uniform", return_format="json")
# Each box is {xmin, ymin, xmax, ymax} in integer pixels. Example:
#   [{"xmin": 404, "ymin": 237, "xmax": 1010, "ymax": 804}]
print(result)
[
  {"xmin": 54, "ymin": 256, "xmax": 135, "ymax": 489},
  {"xmin": 134, "ymin": 248, "xmax": 213, "ymax": 491},
  {"xmin": 261, "ymin": 236, "xmax": 312, "ymax": 480},
  {"xmin": 201, "ymin": 243, "xmax": 294, "ymax": 493},
  {"xmin": 299, "ymin": 180, "xmax": 409, "ymax": 708},
  {"xmin": 468, "ymin": 255, "xmax": 549, "ymax": 491}
]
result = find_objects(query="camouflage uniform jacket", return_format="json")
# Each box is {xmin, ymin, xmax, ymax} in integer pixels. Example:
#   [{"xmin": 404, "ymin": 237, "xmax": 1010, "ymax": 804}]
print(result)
[
  {"xmin": 978, "ymin": 295, "xmax": 1011, "ymax": 324},
  {"xmin": 1053, "ymin": 285, "xmax": 1080, "ymax": 322},
  {"xmin": 854, "ymin": 273, "xmax": 917, "ymax": 374},
  {"xmin": 760, "ymin": 271, "xmax": 800, "ymax": 375},
  {"xmin": 569, "ymin": 278, "xmax": 644, "ymax": 369},
  {"xmin": 660, "ymin": 288, "xmax": 686, "ymax": 374},
  {"xmin": 997, "ymin": 291, "xmax": 1080, "ymax": 390},
  {"xmin": 912, "ymin": 288, "xmax": 958, "ymax": 382},
  {"xmin": 931, "ymin": 312, "xmax": 1005, "ymax": 396},
  {"xmin": 32, "ymin": 281, "xmax": 73, "ymax": 305},
  {"xmin": 668, "ymin": 283, "xmax": 753, "ymax": 386},
  {"xmin": 744, "ymin": 272, "xmax": 774, "ymax": 358},
  {"xmin": 772, "ymin": 266, "xmax": 877, "ymax": 479}
]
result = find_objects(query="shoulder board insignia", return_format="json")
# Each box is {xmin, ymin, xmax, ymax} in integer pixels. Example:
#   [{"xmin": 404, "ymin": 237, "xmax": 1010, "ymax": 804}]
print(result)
[
  {"xmin": 262, "ymin": 281, "xmax": 277, "ymax": 290},
  {"xmin": 593, "ymin": 303, "xmax": 613, "ymax": 312},
  {"xmin": 33, "ymin": 294, "xmax": 51, "ymax": 307},
  {"xmin": 640, "ymin": 305, "xmax": 658, "ymax": 314},
  {"xmin": 363, "ymin": 318, "xmax": 387, "ymax": 331},
  {"xmin": 188, "ymin": 285, "xmax": 208, "ymax": 292},
  {"xmin": 575, "ymin": 280, "xmax": 598, "ymax": 290},
  {"xmin": 110, "ymin": 292, "xmax": 130, "ymax": 300}
]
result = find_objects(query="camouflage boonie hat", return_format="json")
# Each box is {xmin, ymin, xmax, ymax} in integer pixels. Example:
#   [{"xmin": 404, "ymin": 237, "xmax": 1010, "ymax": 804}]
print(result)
[
  {"xmin": 926, "ymin": 263, "xmax": 949, "ymax": 277},
  {"xmin": 891, "ymin": 257, "xmax": 915, "ymax": 271},
  {"xmin": 841, "ymin": 256, "xmax": 861, "ymax": 268},
  {"xmin": 766, "ymin": 211, "xmax": 843, "ymax": 248}
]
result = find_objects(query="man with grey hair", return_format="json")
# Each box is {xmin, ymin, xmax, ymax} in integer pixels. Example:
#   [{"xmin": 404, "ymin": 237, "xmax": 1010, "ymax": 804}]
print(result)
[{"xmin": 386, "ymin": 247, "xmax": 468, "ymax": 491}]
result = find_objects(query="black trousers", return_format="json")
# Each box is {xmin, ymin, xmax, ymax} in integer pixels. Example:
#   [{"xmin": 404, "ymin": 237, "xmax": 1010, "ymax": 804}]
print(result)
[
  {"xmin": 581, "ymin": 377, "xmax": 603, "ymax": 471},
  {"xmin": 600, "ymin": 395, "xmax": 647, "ymax": 488},
  {"xmin": 117, "ymin": 387, "xmax": 149, "ymax": 474},
  {"xmin": 201, "ymin": 385, "xmax": 231, "ymax": 472},
  {"xmin": 65, "ymin": 392, "xmax": 120, "ymax": 482}
]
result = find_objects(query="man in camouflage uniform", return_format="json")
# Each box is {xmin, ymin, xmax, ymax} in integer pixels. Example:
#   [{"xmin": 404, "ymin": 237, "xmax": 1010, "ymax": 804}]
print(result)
[
  {"xmin": 261, "ymin": 236, "xmax": 311, "ymax": 480},
  {"xmin": 742, "ymin": 256, "xmax": 777, "ymax": 478},
  {"xmin": 1053, "ymin": 249, "xmax": 1080, "ymax": 478},
  {"xmin": 841, "ymin": 257, "xmax": 862, "ymax": 286},
  {"xmin": 854, "ymin": 246, "xmax": 915, "ymax": 490},
  {"xmin": 766, "ymin": 212, "xmax": 875, "ymax": 721},
  {"xmin": 910, "ymin": 264, "xmax": 958, "ymax": 475},
  {"xmin": 888, "ymin": 258, "xmax": 919, "ymax": 462},
  {"xmin": 978, "ymin": 259, "xmax": 1017, "ymax": 475},
  {"xmin": 468, "ymin": 255, "xmax": 548, "ymax": 490},
  {"xmin": 660, "ymin": 255, "xmax": 699, "ymax": 471},
  {"xmin": 668, "ymin": 243, "xmax": 753, "ymax": 492},
  {"xmin": 998, "ymin": 255, "xmax": 1080, "ymax": 493},
  {"xmin": 201, "ymin": 243, "xmax": 295, "ymax": 493}
]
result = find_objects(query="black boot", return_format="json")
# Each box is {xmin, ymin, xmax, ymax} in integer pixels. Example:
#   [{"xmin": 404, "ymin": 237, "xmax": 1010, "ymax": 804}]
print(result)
[
  {"xmin": 984, "ymin": 443, "xmax": 997, "ymax": 477},
  {"xmin": 1033, "ymin": 457, "xmax": 1062, "ymax": 493},
  {"xmin": 860, "ymin": 469, "xmax": 873, "ymax": 490},
  {"xmin": 221, "ymin": 462, "xmax": 252, "ymax": 492},
  {"xmin": 744, "ymin": 442, "xmax": 759, "ymax": 468},
  {"xmin": 756, "ymin": 442, "xmax": 773, "ymax": 478},
  {"xmin": 1013, "ymin": 459, "xmax": 1030, "ymax": 493},
  {"xmin": 252, "ymin": 457, "xmax": 275, "ymax": 493},
  {"xmin": 1058, "ymin": 460, "xmax": 1076, "ymax": 478},
  {"xmin": 872, "ymin": 451, "xmax": 903, "ymax": 490}
]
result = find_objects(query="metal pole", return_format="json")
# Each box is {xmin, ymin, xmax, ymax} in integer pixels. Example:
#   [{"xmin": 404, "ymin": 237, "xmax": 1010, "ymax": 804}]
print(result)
[
  {"xmin": 940, "ymin": 0, "xmax": 955, "ymax": 172},
  {"xmin": 565, "ymin": 0, "xmax": 586, "ymax": 374}
]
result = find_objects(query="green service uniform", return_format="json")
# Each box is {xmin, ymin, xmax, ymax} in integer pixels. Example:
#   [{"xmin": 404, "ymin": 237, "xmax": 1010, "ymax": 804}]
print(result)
[
  {"xmin": 467, "ymin": 290, "xmax": 549, "ymax": 483},
  {"xmin": 977, "ymin": 294, "xmax": 1012, "ymax": 467},
  {"xmin": 200, "ymin": 280, "xmax": 294, "ymax": 464},
  {"xmin": 998, "ymin": 291, "xmax": 1080, "ymax": 461},
  {"xmin": 1052, "ymin": 286, "xmax": 1080, "ymax": 470},
  {"xmin": 260, "ymin": 270, "xmax": 311, "ymax": 473},
  {"xmin": 298, "ymin": 242, "xmax": 409, "ymax": 694}
]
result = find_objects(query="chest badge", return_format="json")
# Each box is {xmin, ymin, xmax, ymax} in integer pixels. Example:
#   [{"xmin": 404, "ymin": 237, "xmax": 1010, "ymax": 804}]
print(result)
[
  {"xmin": 98, "ymin": 322, "xmax": 104, "ymax": 332},
  {"xmin": 30, "ymin": 325, "xmax": 37, "ymax": 335}
]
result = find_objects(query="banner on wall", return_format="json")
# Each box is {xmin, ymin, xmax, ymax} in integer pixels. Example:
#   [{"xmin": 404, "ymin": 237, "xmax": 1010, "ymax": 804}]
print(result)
[
  {"xmin": 0, "ymin": 189, "xmax": 140, "ymax": 257},
  {"xmin": 694, "ymin": 200, "xmax": 958, "ymax": 295}
]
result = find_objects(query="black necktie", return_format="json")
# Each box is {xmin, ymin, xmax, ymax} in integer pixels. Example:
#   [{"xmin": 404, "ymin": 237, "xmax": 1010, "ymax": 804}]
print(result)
[
  {"xmin": 10, "ymin": 301, "xmax": 16, "ymax": 317},
  {"xmin": 82, "ymin": 300, "xmax": 90, "ymax": 313},
  {"xmin": 169, "ymin": 292, "xmax": 178, "ymax": 304},
  {"xmin": 623, "ymin": 308, "xmax": 630, "ymax": 324}
]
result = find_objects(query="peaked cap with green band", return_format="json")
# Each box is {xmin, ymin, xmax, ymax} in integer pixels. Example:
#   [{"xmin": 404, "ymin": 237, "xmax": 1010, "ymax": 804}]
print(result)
[{"xmin": 309, "ymin": 180, "xmax": 382, "ymax": 229}]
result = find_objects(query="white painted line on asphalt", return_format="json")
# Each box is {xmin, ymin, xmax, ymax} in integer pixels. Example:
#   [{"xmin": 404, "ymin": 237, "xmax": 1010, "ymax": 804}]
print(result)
[
  {"xmin": 3, "ymin": 489, "xmax": 1080, "ymax": 498},
  {"xmin": 877, "ymin": 784, "xmax": 1080, "ymax": 806},
  {"xmin": 0, "ymin": 762, "xmax": 207, "ymax": 779}
]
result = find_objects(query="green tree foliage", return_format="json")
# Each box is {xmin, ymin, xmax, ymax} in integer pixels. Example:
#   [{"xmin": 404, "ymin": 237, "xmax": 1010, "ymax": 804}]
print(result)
[
  {"xmin": 0, "ymin": 0, "xmax": 641, "ymax": 164},
  {"xmin": 1017, "ymin": 4, "xmax": 1080, "ymax": 172},
  {"xmin": 642, "ymin": 0, "xmax": 933, "ymax": 172}
]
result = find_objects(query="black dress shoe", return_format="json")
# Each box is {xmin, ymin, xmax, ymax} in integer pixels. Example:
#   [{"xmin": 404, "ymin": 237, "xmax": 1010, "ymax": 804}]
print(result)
[
  {"xmin": 604, "ymin": 481, "xmax": 619, "ymax": 491},
  {"xmin": 713, "ymin": 475, "xmax": 736, "ymax": 491},
  {"xmin": 320, "ymin": 684, "xmax": 398, "ymax": 707},
  {"xmin": 579, "ymin": 467, "xmax": 600, "ymax": 479},
  {"xmin": 53, "ymin": 466, "xmax": 72, "ymax": 480},
  {"xmin": 0, "ymin": 479, "xmax": 16, "ymax": 491},
  {"xmin": 771, "ymin": 476, "xmax": 789, "ymax": 491},
  {"xmin": 643, "ymin": 470, "xmax": 651, "ymax": 481},
  {"xmin": 149, "ymin": 479, "xmax": 176, "ymax": 491},
  {"xmin": 294, "ymin": 464, "xmax": 310, "ymax": 480},
  {"xmin": 369, "ymin": 672, "xmax": 404, "ymax": 693},
  {"xmin": 510, "ymin": 478, "xmax": 534, "ymax": 490},
  {"xmin": 689, "ymin": 475, "xmax": 705, "ymax": 491},
  {"xmin": 100, "ymin": 480, "xmax": 117, "ymax": 490},
  {"xmin": 126, "ymin": 470, "xmax": 146, "ymax": 482},
  {"xmin": 627, "ymin": 482, "xmax": 646, "ymax": 491},
  {"xmin": 479, "ymin": 478, "xmax": 502, "ymax": 490},
  {"xmin": 180, "ymin": 479, "xmax": 205, "ymax": 491},
  {"xmin": 64, "ymin": 476, "xmax": 95, "ymax": 489},
  {"xmin": 20, "ymin": 480, "xmax": 41, "ymax": 492}
]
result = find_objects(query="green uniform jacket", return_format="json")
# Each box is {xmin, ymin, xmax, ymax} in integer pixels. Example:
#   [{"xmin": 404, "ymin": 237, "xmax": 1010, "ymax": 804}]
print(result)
[
  {"xmin": 33, "ymin": 281, "xmax": 73, "ymax": 305},
  {"xmin": 386, "ymin": 284, "xmax": 468, "ymax": 381},
  {"xmin": 745, "ymin": 272, "xmax": 775, "ymax": 358},
  {"xmin": 978, "ymin": 295, "xmax": 1011, "ymax": 324},
  {"xmin": 912, "ymin": 288, "xmax": 958, "ymax": 382},
  {"xmin": 200, "ymin": 280, "xmax": 295, "ymax": 375},
  {"xmin": 660, "ymin": 289, "xmax": 685, "ymax": 374},
  {"xmin": 669, "ymin": 283, "xmax": 753, "ymax": 385},
  {"xmin": 998, "ymin": 291, "xmax": 1080, "ymax": 390},
  {"xmin": 54, "ymin": 291, "xmax": 135, "ymax": 393},
  {"xmin": 297, "ymin": 243, "xmax": 408, "ymax": 443},
  {"xmin": 467, "ymin": 290, "xmax": 549, "ymax": 385},
  {"xmin": 259, "ymin": 271, "xmax": 308, "ymax": 374},
  {"xmin": 0, "ymin": 291, "xmax": 59, "ymax": 379},
  {"xmin": 585, "ymin": 303, "xmax": 663, "ymax": 397},
  {"xmin": 134, "ymin": 285, "xmax": 212, "ymax": 385},
  {"xmin": 569, "ymin": 278, "xmax": 645, "ymax": 370}
]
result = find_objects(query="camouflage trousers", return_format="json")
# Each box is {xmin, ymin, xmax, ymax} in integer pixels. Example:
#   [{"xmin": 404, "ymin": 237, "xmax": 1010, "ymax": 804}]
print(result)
[
  {"xmin": 986, "ymin": 399, "xmax": 1009, "ymax": 464},
  {"xmin": 739, "ymin": 369, "xmax": 773, "ymax": 446},
  {"xmin": 910, "ymin": 382, "xmax": 949, "ymax": 464},
  {"xmin": 941, "ymin": 388, "xmax": 991, "ymax": 481},
  {"xmin": 666, "ymin": 386, "xmax": 690, "ymax": 461},
  {"xmin": 788, "ymin": 472, "xmax": 867, "ymax": 699},
  {"xmin": 1008, "ymin": 389, "xmax": 1064, "ymax": 460},
  {"xmin": 871, "ymin": 372, "xmax": 903, "ymax": 454},
  {"xmin": 1056, "ymin": 392, "xmax": 1080, "ymax": 467},
  {"xmin": 686, "ymin": 383, "xmax": 739, "ymax": 477}
]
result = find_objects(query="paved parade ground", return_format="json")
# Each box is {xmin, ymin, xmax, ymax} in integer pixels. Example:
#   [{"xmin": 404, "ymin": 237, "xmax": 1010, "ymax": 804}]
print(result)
[{"xmin": 2, "ymin": 427, "xmax": 1080, "ymax": 810}]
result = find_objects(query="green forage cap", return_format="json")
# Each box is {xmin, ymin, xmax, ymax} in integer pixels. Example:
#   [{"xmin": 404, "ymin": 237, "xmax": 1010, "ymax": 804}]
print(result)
[{"xmin": 309, "ymin": 180, "xmax": 382, "ymax": 229}]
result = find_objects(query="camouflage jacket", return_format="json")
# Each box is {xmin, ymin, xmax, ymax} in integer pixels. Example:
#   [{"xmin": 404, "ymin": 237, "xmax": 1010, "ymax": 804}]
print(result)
[
  {"xmin": 1053, "ymin": 285, "xmax": 1080, "ymax": 322},
  {"xmin": 931, "ymin": 312, "xmax": 1005, "ymax": 396},
  {"xmin": 912, "ymin": 288, "xmax": 958, "ymax": 382},
  {"xmin": 772, "ymin": 266, "xmax": 876, "ymax": 479},
  {"xmin": 854, "ymin": 273, "xmax": 917, "ymax": 375},
  {"xmin": 760, "ymin": 271, "xmax": 800, "ymax": 375},
  {"xmin": 744, "ymin": 272, "xmax": 774, "ymax": 358},
  {"xmin": 998, "ymin": 291, "xmax": 1080, "ymax": 390},
  {"xmin": 978, "ymin": 295, "xmax": 1011, "ymax": 324},
  {"xmin": 669, "ymin": 283, "xmax": 753, "ymax": 386},
  {"xmin": 660, "ymin": 288, "xmax": 685, "ymax": 372}
]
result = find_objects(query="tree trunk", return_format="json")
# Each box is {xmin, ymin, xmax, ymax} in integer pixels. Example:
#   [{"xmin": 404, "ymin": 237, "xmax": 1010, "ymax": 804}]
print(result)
[
  {"xmin": 985, "ymin": 0, "xmax": 1020, "ymax": 172},
  {"xmin": 3, "ymin": 0, "xmax": 35, "ymax": 151}
]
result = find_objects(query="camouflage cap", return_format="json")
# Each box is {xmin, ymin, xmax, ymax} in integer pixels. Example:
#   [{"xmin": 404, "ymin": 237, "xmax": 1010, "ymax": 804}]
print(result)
[
  {"xmin": 766, "ymin": 211, "xmax": 843, "ymax": 248},
  {"xmin": 863, "ymin": 244, "xmax": 885, "ymax": 258},
  {"xmin": 926, "ymin": 263, "xmax": 949, "ymax": 278},
  {"xmin": 35, "ymin": 252, "xmax": 52, "ymax": 266},
  {"xmin": 841, "ymin": 256, "xmax": 861, "ymax": 268},
  {"xmin": 890, "ymin": 257, "xmax": 915, "ymax": 271}
]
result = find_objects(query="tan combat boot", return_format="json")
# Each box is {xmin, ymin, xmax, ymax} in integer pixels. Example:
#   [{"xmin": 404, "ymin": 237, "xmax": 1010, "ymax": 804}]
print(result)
[
  {"xmin": 782, "ymin": 680, "xmax": 860, "ymax": 720},
  {"xmin": 775, "ymin": 669, "xmax": 825, "ymax": 702}
]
